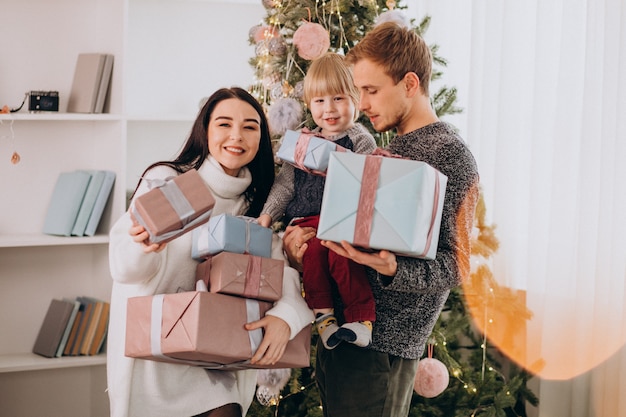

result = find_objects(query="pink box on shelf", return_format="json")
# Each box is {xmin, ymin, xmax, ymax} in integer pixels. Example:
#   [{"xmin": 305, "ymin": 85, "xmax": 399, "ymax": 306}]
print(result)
[
  {"xmin": 196, "ymin": 252, "xmax": 284, "ymax": 302},
  {"xmin": 125, "ymin": 291, "xmax": 311, "ymax": 369},
  {"xmin": 131, "ymin": 169, "xmax": 215, "ymax": 244}
]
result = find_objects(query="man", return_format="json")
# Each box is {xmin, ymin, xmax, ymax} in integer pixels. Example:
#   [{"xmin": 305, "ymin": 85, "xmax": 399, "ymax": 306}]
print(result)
[{"xmin": 283, "ymin": 21, "xmax": 480, "ymax": 417}]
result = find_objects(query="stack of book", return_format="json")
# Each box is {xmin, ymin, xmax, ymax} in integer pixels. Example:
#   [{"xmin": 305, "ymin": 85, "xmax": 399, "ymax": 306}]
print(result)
[
  {"xmin": 43, "ymin": 170, "xmax": 116, "ymax": 237},
  {"xmin": 33, "ymin": 297, "xmax": 110, "ymax": 358}
]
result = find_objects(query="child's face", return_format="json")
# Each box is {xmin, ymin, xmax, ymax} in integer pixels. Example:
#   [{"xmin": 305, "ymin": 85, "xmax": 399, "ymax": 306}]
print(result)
[
  {"xmin": 207, "ymin": 98, "xmax": 261, "ymax": 177},
  {"xmin": 308, "ymin": 93, "xmax": 356, "ymax": 136}
]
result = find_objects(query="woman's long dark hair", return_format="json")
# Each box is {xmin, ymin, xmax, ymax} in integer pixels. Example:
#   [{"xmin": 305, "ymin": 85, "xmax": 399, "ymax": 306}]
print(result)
[{"xmin": 133, "ymin": 87, "xmax": 275, "ymax": 217}]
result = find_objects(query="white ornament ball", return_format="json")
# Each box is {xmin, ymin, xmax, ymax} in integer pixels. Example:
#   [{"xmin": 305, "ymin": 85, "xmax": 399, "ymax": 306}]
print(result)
[
  {"xmin": 292, "ymin": 22, "xmax": 330, "ymax": 60},
  {"xmin": 256, "ymin": 385, "xmax": 278, "ymax": 406},
  {"xmin": 267, "ymin": 97, "xmax": 303, "ymax": 136},
  {"xmin": 375, "ymin": 9, "xmax": 411, "ymax": 28},
  {"xmin": 256, "ymin": 368, "xmax": 291, "ymax": 394},
  {"xmin": 413, "ymin": 358, "xmax": 449, "ymax": 398}
]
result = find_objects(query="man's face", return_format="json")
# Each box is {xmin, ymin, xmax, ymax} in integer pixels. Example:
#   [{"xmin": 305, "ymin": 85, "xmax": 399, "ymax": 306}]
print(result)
[{"xmin": 352, "ymin": 58, "xmax": 408, "ymax": 134}]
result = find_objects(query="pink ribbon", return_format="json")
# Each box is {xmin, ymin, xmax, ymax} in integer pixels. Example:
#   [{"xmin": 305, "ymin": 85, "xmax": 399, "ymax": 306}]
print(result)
[
  {"xmin": 293, "ymin": 134, "xmax": 312, "ymax": 171},
  {"xmin": 353, "ymin": 155, "xmax": 382, "ymax": 247},
  {"xmin": 419, "ymin": 174, "xmax": 441, "ymax": 257},
  {"xmin": 243, "ymin": 256, "xmax": 263, "ymax": 298}
]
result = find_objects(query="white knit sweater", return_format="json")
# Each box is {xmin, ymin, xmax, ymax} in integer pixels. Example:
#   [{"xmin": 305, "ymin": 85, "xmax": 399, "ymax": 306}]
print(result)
[{"xmin": 107, "ymin": 156, "xmax": 314, "ymax": 417}]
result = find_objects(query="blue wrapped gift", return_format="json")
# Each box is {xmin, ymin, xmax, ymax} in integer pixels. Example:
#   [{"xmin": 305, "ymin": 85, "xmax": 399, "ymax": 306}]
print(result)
[
  {"xmin": 317, "ymin": 152, "xmax": 448, "ymax": 259},
  {"xmin": 276, "ymin": 129, "xmax": 347, "ymax": 173},
  {"xmin": 192, "ymin": 214, "xmax": 273, "ymax": 260}
]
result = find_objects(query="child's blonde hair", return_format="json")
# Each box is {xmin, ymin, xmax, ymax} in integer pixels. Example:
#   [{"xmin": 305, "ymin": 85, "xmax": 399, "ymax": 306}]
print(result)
[{"xmin": 303, "ymin": 52, "xmax": 360, "ymax": 121}]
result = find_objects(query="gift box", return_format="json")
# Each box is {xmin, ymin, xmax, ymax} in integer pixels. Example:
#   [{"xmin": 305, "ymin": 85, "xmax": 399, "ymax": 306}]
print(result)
[
  {"xmin": 125, "ymin": 291, "xmax": 311, "ymax": 369},
  {"xmin": 131, "ymin": 169, "xmax": 215, "ymax": 244},
  {"xmin": 196, "ymin": 252, "xmax": 284, "ymax": 302},
  {"xmin": 192, "ymin": 213, "xmax": 272, "ymax": 260},
  {"xmin": 317, "ymin": 152, "xmax": 448, "ymax": 259},
  {"xmin": 276, "ymin": 129, "xmax": 347, "ymax": 173}
]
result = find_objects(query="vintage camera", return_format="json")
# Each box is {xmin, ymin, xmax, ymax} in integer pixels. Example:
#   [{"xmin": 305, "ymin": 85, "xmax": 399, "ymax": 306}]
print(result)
[{"xmin": 28, "ymin": 91, "xmax": 59, "ymax": 112}]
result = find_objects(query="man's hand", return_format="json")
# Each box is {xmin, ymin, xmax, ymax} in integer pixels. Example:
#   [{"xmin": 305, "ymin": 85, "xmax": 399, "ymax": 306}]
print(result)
[{"xmin": 321, "ymin": 240, "xmax": 397, "ymax": 277}]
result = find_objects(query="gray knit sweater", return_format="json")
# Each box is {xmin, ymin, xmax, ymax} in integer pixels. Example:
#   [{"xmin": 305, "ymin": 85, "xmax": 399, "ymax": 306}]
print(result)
[{"xmin": 336, "ymin": 121, "xmax": 480, "ymax": 360}]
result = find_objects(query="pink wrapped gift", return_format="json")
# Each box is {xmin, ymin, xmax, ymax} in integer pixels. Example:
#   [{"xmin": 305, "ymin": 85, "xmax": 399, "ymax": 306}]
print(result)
[
  {"xmin": 196, "ymin": 252, "xmax": 284, "ymax": 302},
  {"xmin": 125, "ymin": 291, "xmax": 311, "ymax": 369},
  {"xmin": 131, "ymin": 169, "xmax": 215, "ymax": 244}
]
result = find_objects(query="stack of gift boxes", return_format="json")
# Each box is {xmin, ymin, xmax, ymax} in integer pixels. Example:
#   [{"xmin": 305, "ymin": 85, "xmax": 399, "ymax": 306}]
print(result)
[{"xmin": 124, "ymin": 169, "xmax": 310, "ymax": 370}]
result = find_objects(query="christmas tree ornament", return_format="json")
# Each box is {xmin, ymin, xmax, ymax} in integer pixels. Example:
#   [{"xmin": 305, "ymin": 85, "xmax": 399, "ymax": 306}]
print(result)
[
  {"xmin": 253, "ymin": 25, "xmax": 278, "ymax": 43},
  {"xmin": 375, "ymin": 9, "xmax": 410, "ymax": 28},
  {"xmin": 414, "ymin": 344, "xmax": 449, "ymax": 398},
  {"xmin": 263, "ymin": 0, "xmax": 280, "ymax": 8},
  {"xmin": 268, "ymin": 37, "xmax": 287, "ymax": 56},
  {"xmin": 293, "ymin": 81, "xmax": 304, "ymax": 99},
  {"xmin": 267, "ymin": 97, "xmax": 303, "ymax": 136},
  {"xmin": 255, "ymin": 384, "xmax": 278, "ymax": 407},
  {"xmin": 11, "ymin": 151, "xmax": 21, "ymax": 164},
  {"xmin": 292, "ymin": 21, "xmax": 330, "ymax": 60},
  {"xmin": 257, "ymin": 368, "xmax": 292, "ymax": 393},
  {"xmin": 270, "ymin": 83, "xmax": 284, "ymax": 101},
  {"xmin": 255, "ymin": 42, "xmax": 270, "ymax": 57},
  {"xmin": 248, "ymin": 25, "xmax": 262, "ymax": 42}
]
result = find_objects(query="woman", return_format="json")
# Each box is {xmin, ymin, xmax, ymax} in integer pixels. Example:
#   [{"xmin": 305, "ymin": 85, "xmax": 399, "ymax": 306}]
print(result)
[{"xmin": 107, "ymin": 87, "xmax": 314, "ymax": 417}]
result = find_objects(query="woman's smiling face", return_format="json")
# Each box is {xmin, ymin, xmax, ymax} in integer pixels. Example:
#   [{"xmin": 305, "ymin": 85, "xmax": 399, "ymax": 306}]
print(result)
[{"xmin": 207, "ymin": 98, "xmax": 262, "ymax": 176}]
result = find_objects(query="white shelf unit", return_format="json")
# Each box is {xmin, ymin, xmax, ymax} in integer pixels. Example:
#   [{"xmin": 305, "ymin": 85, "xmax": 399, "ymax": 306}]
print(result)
[
  {"xmin": 0, "ymin": 0, "xmax": 125, "ymax": 415},
  {"xmin": 0, "ymin": 0, "xmax": 263, "ymax": 415}
]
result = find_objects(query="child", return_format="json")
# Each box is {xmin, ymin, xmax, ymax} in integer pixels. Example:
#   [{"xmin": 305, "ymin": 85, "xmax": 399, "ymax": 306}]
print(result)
[{"xmin": 258, "ymin": 53, "xmax": 377, "ymax": 349}]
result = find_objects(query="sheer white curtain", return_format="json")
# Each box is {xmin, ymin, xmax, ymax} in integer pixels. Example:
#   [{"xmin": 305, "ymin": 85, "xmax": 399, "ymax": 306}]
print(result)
[{"xmin": 408, "ymin": 1, "xmax": 626, "ymax": 416}]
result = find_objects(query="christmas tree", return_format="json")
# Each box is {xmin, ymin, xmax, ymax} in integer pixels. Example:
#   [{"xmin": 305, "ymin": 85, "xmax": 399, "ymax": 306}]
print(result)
[{"xmin": 246, "ymin": 1, "xmax": 538, "ymax": 416}]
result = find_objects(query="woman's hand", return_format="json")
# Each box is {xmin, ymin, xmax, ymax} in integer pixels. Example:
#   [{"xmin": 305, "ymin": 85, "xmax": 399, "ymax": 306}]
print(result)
[
  {"xmin": 282, "ymin": 224, "xmax": 316, "ymax": 272},
  {"xmin": 321, "ymin": 240, "xmax": 398, "ymax": 277},
  {"xmin": 128, "ymin": 222, "xmax": 166, "ymax": 253},
  {"xmin": 245, "ymin": 315, "xmax": 291, "ymax": 365}
]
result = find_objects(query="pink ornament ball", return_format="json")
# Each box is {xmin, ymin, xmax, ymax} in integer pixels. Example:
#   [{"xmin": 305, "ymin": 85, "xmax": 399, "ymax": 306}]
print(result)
[
  {"xmin": 413, "ymin": 358, "xmax": 449, "ymax": 398},
  {"xmin": 254, "ymin": 25, "xmax": 279, "ymax": 43},
  {"xmin": 292, "ymin": 22, "xmax": 330, "ymax": 60}
]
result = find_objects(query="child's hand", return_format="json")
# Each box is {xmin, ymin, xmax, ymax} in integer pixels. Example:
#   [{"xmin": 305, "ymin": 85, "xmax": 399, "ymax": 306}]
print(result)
[{"xmin": 257, "ymin": 214, "xmax": 272, "ymax": 228}]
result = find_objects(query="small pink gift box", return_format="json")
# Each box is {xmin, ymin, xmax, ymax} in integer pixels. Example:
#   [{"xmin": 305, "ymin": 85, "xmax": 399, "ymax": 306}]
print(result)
[
  {"xmin": 131, "ymin": 169, "xmax": 215, "ymax": 244},
  {"xmin": 196, "ymin": 252, "xmax": 284, "ymax": 302}
]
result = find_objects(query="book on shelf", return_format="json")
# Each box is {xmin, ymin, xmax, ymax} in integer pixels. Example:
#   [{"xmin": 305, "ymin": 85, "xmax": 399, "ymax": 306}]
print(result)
[
  {"xmin": 42, "ymin": 170, "xmax": 115, "ymax": 237},
  {"xmin": 88, "ymin": 301, "xmax": 110, "ymax": 356},
  {"xmin": 67, "ymin": 53, "xmax": 114, "ymax": 114},
  {"xmin": 71, "ymin": 170, "xmax": 106, "ymax": 236},
  {"xmin": 84, "ymin": 170, "xmax": 116, "ymax": 236},
  {"xmin": 63, "ymin": 301, "xmax": 86, "ymax": 356},
  {"xmin": 70, "ymin": 297, "xmax": 98, "ymax": 356},
  {"xmin": 79, "ymin": 300, "xmax": 106, "ymax": 355},
  {"xmin": 54, "ymin": 298, "xmax": 81, "ymax": 357},
  {"xmin": 32, "ymin": 299, "xmax": 78, "ymax": 358},
  {"xmin": 42, "ymin": 170, "xmax": 92, "ymax": 236}
]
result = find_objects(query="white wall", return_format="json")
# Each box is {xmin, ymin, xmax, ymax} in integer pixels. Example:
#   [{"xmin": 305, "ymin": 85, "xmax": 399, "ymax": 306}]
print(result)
[{"xmin": 126, "ymin": 0, "xmax": 265, "ymax": 117}]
